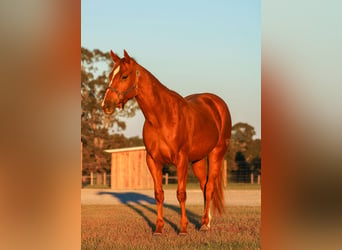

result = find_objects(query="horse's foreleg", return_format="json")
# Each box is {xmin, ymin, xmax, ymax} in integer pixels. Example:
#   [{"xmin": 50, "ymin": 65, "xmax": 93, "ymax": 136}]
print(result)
[
  {"xmin": 176, "ymin": 153, "xmax": 189, "ymax": 235},
  {"xmin": 146, "ymin": 155, "xmax": 164, "ymax": 235}
]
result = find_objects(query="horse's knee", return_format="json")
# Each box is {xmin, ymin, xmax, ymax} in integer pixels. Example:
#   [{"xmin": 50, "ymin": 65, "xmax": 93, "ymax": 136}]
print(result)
[
  {"xmin": 177, "ymin": 190, "xmax": 187, "ymax": 203},
  {"xmin": 155, "ymin": 190, "xmax": 164, "ymax": 203}
]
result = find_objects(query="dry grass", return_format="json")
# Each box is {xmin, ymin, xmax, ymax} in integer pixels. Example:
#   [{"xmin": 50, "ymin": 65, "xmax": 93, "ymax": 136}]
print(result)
[{"xmin": 82, "ymin": 204, "xmax": 260, "ymax": 249}]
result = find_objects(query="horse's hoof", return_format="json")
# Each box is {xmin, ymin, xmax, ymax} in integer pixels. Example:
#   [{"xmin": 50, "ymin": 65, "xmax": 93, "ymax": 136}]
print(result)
[
  {"xmin": 179, "ymin": 231, "xmax": 188, "ymax": 236},
  {"xmin": 200, "ymin": 224, "xmax": 210, "ymax": 231},
  {"xmin": 153, "ymin": 232, "xmax": 162, "ymax": 236}
]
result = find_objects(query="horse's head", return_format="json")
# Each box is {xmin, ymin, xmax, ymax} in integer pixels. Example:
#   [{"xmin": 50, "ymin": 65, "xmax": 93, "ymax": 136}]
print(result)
[{"xmin": 101, "ymin": 50, "xmax": 140, "ymax": 115}]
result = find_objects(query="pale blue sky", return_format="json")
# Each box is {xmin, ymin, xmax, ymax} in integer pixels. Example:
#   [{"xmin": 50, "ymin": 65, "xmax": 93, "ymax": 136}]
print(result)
[{"xmin": 82, "ymin": 0, "xmax": 261, "ymax": 138}]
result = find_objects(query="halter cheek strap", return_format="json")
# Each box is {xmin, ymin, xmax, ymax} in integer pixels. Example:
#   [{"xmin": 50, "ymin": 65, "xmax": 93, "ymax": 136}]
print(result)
[{"xmin": 105, "ymin": 69, "xmax": 140, "ymax": 100}]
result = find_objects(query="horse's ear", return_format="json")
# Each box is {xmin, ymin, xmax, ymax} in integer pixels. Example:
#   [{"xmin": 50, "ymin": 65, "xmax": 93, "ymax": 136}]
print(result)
[
  {"xmin": 123, "ymin": 49, "xmax": 131, "ymax": 62},
  {"xmin": 110, "ymin": 50, "xmax": 120, "ymax": 63}
]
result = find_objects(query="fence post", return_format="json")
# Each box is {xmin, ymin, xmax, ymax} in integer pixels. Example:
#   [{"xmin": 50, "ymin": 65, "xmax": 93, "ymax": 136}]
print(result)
[
  {"xmin": 103, "ymin": 172, "xmax": 106, "ymax": 186},
  {"xmin": 223, "ymin": 160, "xmax": 227, "ymax": 188},
  {"xmin": 90, "ymin": 171, "xmax": 93, "ymax": 186},
  {"xmin": 81, "ymin": 142, "xmax": 82, "ymax": 187},
  {"xmin": 257, "ymin": 175, "xmax": 260, "ymax": 184},
  {"xmin": 96, "ymin": 173, "xmax": 102, "ymax": 185},
  {"xmin": 165, "ymin": 173, "xmax": 168, "ymax": 185},
  {"xmin": 251, "ymin": 173, "xmax": 254, "ymax": 184}
]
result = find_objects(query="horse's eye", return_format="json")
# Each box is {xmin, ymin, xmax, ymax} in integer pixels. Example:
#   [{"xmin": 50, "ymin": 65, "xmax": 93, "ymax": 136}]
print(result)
[{"xmin": 122, "ymin": 75, "xmax": 128, "ymax": 80}]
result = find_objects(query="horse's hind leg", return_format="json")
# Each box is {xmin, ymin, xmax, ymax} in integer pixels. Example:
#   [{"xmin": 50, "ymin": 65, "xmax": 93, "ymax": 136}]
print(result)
[
  {"xmin": 192, "ymin": 158, "xmax": 208, "ymax": 207},
  {"xmin": 200, "ymin": 146, "xmax": 226, "ymax": 231},
  {"xmin": 192, "ymin": 158, "xmax": 210, "ymax": 228}
]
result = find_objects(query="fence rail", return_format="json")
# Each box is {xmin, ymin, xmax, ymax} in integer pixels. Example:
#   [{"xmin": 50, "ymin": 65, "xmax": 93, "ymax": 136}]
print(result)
[
  {"xmin": 162, "ymin": 173, "xmax": 260, "ymax": 187},
  {"xmin": 82, "ymin": 171, "xmax": 260, "ymax": 188},
  {"xmin": 82, "ymin": 172, "xmax": 111, "ymax": 187}
]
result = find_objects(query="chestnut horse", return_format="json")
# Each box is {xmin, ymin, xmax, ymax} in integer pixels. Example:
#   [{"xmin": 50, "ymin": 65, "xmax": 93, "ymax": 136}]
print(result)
[{"xmin": 102, "ymin": 50, "xmax": 231, "ymax": 235}]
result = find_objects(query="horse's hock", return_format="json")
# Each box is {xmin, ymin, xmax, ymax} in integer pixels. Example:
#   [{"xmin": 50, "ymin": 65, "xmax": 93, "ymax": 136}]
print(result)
[{"xmin": 105, "ymin": 146, "xmax": 154, "ymax": 189}]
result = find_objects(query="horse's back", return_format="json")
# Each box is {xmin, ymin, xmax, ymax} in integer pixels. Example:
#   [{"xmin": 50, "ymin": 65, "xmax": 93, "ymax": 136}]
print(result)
[{"xmin": 185, "ymin": 93, "xmax": 227, "ymax": 108}]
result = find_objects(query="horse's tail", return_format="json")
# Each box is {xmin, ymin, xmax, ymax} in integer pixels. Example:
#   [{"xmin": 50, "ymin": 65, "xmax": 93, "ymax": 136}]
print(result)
[{"xmin": 212, "ymin": 166, "xmax": 224, "ymax": 215}]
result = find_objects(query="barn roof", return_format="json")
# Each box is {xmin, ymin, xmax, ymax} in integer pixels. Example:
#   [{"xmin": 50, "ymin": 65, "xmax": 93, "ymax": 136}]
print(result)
[{"xmin": 104, "ymin": 146, "xmax": 146, "ymax": 153}]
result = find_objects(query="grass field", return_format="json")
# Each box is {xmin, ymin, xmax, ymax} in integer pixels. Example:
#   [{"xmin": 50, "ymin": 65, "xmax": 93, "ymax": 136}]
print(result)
[{"xmin": 82, "ymin": 204, "xmax": 260, "ymax": 249}]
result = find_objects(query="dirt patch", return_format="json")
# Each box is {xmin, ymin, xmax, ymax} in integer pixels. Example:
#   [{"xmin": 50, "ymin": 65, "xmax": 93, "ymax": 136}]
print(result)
[{"xmin": 81, "ymin": 189, "xmax": 260, "ymax": 206}]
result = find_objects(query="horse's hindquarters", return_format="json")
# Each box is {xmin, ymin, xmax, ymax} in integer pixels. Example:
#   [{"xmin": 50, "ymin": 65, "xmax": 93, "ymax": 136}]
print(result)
[{"xmin": 186, "ymin": 93, "xmax": 231, "ymax": 161}]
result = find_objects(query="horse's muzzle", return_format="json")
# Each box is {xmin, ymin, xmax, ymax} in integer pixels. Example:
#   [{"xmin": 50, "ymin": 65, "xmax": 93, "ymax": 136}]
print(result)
[{"xmin": 102, "ymin": 101, "xmax": 115, "ymax": 115}]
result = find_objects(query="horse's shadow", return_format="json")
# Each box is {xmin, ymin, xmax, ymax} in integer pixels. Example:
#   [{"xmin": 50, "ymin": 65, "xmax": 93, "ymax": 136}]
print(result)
[{"xmin": 97, "ymin": 191, "xmax": 202, "ymax": 233}]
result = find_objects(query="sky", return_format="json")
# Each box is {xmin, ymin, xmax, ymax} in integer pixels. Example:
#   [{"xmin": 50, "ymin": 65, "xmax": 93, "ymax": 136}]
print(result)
[{"xmin": 82, "ymin": 0, "xmax": 261, "ymax": 138}]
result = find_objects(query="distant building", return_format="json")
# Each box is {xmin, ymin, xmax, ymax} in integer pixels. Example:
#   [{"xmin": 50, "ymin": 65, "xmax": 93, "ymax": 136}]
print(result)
[{"xmin": 105, "ymin": 146, "xmax": 154, "ymax": 189}]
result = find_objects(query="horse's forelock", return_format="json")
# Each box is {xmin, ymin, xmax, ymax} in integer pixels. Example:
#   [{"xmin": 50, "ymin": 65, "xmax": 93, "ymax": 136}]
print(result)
[
  {"xmin": 121, "ymin": 56, "xmax": 137, "ymax": 65},
  {"xmin": 109, "ymin": 56, "xmax": 137, "ymax": 79}
]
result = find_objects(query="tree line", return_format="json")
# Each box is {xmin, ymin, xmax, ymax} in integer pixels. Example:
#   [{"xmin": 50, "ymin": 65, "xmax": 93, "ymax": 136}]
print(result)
[
  {"xmin": 81, "ymin": 48, "xmax": 261, "ymax": 181},
  {"xmin": 225, "ymin": 122, "xmax": 261, "ymax": 182}
]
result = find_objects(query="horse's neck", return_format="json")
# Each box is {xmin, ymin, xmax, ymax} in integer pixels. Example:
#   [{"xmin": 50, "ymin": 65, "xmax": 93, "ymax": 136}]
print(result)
[{"xmin": 135, "ymin": 66, "xmax": 183, "ymax": 127}]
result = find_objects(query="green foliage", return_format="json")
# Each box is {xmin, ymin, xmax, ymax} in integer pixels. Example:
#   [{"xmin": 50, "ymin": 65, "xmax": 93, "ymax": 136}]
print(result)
[{"xmin": 225, "ymin": 123, "xmax": 261, "ymax": 181}]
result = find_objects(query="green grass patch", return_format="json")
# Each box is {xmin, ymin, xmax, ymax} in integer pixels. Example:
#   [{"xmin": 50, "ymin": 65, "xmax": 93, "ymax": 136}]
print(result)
[{"xmin": 82, "ymin": 205, "xmax": 260, "ymax": 249}]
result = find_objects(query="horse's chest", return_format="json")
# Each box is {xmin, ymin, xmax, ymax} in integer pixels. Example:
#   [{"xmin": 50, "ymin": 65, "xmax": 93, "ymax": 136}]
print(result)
[{"xmin": 143, "ymin": 126, "xmax": 180, "ymax": 164}]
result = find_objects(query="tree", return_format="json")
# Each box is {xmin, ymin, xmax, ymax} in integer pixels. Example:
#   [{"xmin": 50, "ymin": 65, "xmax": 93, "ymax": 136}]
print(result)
[
  {"xmin": 251, "ymin": 156, "xmax": 261, "ymax": 176},
  {"xmin": 81, "ymin": 48, "xmax": 141, "ymax": 174},
  {"xmin": 234, "ymin": 151, "xmax": 251, "ymax": 182},
  {"xmin": 231, "ymin": 122, "xmax": 255, "ymax": 151},
  {"xmin": 225, "ymin": 122, "xmax": 261, "ymax": 182}
]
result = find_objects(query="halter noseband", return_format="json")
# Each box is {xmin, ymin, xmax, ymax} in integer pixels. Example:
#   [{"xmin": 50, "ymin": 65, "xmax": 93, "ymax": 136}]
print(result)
[{"xmin": 105, "ymin": 84, "xmax": 137, "ymax": 99}]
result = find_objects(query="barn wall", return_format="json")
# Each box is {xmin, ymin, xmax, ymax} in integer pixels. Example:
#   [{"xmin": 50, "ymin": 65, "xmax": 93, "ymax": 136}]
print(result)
[{"xmin": 110, "ymin": 147, "xmax": 153, "ymax": 189}]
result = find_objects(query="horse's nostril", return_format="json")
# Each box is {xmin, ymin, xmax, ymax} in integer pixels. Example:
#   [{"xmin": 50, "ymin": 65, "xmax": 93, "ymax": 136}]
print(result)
[{"xmin": 102, "ymin": 100, "xmax": 115, "ymax": 114}]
